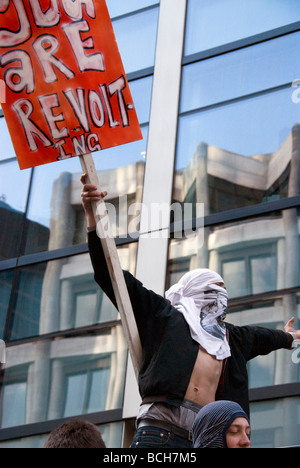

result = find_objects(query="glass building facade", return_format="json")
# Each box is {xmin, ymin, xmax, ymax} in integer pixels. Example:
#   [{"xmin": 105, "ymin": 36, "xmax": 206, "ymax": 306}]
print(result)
[{"xmin": 0, "ymin": 0, "xmax": 299, "ymax": 448}]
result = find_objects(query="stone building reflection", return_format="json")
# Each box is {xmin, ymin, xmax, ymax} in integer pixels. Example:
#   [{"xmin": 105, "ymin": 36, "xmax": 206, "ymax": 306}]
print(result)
[
  {"xmin": 1, "ymin": 126, "xmax": 299, "ymax": 445},
  {"xmin": 169, "ymin": 124, "xmax": 300, "ymax": 447},
  {"xmin": 1, "ymin": 161, "xmax": 143, "ymax": 431}
]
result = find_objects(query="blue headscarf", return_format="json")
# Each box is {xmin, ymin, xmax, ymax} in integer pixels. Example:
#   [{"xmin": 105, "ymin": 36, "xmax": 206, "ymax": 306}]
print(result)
[{"xmin": 192, "ymin": 401, "xmax": 250, "ymax": 448}]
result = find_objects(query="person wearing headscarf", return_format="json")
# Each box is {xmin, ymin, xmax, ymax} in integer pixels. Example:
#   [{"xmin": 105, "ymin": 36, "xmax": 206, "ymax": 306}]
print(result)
[
  {"xmin": 81, "ymin": 178, "xmax": 300, "ymax": 449},
  {"xmin": 165, "ymin": 268, "xmax": 231, "ymax": 361},
  {"xmin": 192, "ymin": 401, "xmax": 251, "ymax": 448}
]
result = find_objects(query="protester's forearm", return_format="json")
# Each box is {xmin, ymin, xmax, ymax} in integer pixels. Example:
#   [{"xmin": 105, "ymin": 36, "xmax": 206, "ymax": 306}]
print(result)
[{"xmin": 85, "ymin": 208, "xmax": 96, "ymax": 228}]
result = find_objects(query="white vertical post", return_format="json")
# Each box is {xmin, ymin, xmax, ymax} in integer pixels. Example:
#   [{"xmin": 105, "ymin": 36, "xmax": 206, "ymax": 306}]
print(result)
[{"xmin": 122, "ymin": 0, "xmax": 188, "ymax": 423}]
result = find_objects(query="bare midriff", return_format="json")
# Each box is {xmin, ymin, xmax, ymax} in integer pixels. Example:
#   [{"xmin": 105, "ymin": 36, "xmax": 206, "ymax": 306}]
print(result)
[{"xmin": 184, "ymin": 346, "xmax": 223, "ymax": 407}]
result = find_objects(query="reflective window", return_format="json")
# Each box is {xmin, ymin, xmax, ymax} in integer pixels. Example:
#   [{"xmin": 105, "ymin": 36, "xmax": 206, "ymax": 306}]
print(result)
[
  {"xmin": 250, "ymin": 398, "xmax": 300, "ymax": 448},
  {"xmin": 0, "ymin": 160, "xmax": 32, "ymax": 259},
  {"xmin": 177, "ymin": 31, "xmax": 300, "ymax": 215},
  {"xmin": 181, "ymin": 32, "xmax": 300, "ymax": 113},
  {"xmin": 107, "ymin": 0, "xmax": 159, "ymax": 18},
  {"xmin": 228, "ymin": 305, "xmax": 300, "ymax": 388},
  {"xmin": 0, "ymin": 329, "xmax": 127, "ymax": 428},
  {"xmin": 23, "ymin": 138, "xmax": 147, "ymax": 254},
  {"xmin": 0, "ymin": 118, "xmax": 15, "ymax": 161},
  {"xmin": 112, "ymin": 7, "xmax": 159, "ymax": 74},
  {"xmin": 221, "ymin": 245, "xmax": 277, "ymax": 298},
  {"xmin": 1, "ymin": 379, "xmax": 27, "ymax": 428},
  {"xmin": 0, "ymin": 422, "xmax": 123, "ymax": 448},
  {"xmin": 0, "ymin": 270, "xmax": 14, "ymax": 340},
  {"xmin": 176, "ymin": 87, "xmax": 300, "ymax": 214},
  {"xmin": 185, "ymin": 0, "xmax": 300, "ymax": 56},
  {"xmin": 63, "ymin": 364, "xmax": 111, "ymax": 417},
  {"xmin": 23, "ymin": 77, "xmax": 151, "ymax": 255},
  {"xmin": 7, "ymin": 245, "xmax": 136, "ymax": 340},
  {"xmin": 131, "ymin": 76, "xmax": 153, "ymax": 124},
  {"xmin": 8, "ymin": 263, "xmax": 47, "ymax": 340},
  {"xmin": 167, "ymin": 209, "xmax": 300, "ymax": 297}
]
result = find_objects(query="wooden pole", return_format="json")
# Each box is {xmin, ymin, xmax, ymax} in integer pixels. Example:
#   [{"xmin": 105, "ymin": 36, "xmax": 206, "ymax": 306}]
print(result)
[{"xmin": 79, "ymin": 152, "xmax": 142, "ymax": 380}]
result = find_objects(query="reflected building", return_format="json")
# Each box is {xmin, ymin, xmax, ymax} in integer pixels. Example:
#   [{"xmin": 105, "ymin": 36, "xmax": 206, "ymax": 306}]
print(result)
[
  {"xmin": 1, "ymin": 0, "xmax": 300, "ymax": 449},
  {"xmin": 169, "ymin": 126, "xmax": 300, "ymax": 448},
  {"xmin": 170, "ymin": 125, "xmax": 300, "ymax": 292},
  {"xmin": 0, "ymin": 161, "xmax": 143, "ymax": 443}
]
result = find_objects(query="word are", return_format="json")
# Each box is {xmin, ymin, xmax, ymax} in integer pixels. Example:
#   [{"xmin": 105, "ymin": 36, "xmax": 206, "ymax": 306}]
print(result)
[{"xmin": 1, "ymin": 18, "xmax": 105, "ymax": 94}]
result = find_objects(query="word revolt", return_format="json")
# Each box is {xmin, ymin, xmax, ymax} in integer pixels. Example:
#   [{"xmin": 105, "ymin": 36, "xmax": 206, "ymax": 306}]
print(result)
[
  {"xmin": 13, "ymin": 77, "xmax": 131, "ymax": 160},
  {"xmin": 0, "ymin": 0, "xmax": 142, "ymax": 169}
]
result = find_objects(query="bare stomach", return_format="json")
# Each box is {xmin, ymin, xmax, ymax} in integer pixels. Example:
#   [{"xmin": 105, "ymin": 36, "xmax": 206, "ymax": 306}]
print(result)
[{"xmin": 184, "ymin": 347, "xmax": 223, "ymax": 407}]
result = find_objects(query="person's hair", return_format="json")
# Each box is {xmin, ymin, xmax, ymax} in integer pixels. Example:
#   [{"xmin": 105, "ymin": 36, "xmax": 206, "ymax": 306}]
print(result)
[{"xmin": 44, "ymin": 419, "xmax": 106, "ymax": 449}]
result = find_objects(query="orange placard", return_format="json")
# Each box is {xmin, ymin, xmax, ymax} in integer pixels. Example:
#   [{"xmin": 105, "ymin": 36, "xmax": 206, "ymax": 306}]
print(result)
[{"xmin": 0, "ymin": 0, "xmax": 142, "ymax": 169}]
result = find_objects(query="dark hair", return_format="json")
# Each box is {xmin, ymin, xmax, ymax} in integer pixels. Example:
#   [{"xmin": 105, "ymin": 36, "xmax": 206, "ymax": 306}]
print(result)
[{"xmin": 44, "ymin": 419, "xmax": 106, "ymax": 449}]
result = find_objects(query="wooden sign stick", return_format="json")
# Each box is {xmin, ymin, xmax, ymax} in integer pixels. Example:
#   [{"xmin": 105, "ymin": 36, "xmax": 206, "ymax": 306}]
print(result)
[{"xmin": 79, "ymin": 152, "xmax": 142, "ymax": 380}]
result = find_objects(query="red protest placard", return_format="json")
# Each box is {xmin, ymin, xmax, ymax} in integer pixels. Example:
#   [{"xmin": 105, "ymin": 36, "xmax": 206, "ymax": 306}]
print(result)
[{"xmin": 0, "ymin": 0, "xmax": 143, "ymax": 169}]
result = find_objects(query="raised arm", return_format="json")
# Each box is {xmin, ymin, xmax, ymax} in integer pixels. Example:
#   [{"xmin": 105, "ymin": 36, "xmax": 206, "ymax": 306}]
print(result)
[{"xmin": 81, "ymin": 175, "xmax": 170, "ymax": 343}]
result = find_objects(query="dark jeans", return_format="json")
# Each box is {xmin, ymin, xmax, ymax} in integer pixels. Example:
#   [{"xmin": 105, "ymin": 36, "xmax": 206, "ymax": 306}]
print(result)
[{"xmin": 131, "ymin": 426, "xmax": 193, "ymax": 449}]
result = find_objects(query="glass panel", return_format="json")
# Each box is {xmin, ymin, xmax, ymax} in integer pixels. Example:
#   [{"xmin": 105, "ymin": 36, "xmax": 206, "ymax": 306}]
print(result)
[
  {"xmin": 250, "ymin": 254, "xmax": 277, "ymax": 294},
  {"xmin": 1, "ymin": 381, "xmax": 27, "ymax": 428},
  {"xmin": 131, "ymin": 77, "xmax": 153, "ymax": 124},
  {"xmin": 228, "ymin": 308, "xmax": 300, "ymax": 388},
  {"xmin": 0, "ymin": 422, "xmax": 124, "ymax": 448},
  {"xmin": 168, "ymin": 209, "xmax": 300, "ymax": 296},
  {"xmin": 7, "ymin": 245, "xmax": 136, "ymax": 340},
  {"xmin": 107, "ymin": 0, "xmax": 159, "ymax": 18},
  {"xmin": 87, "ymin": 367, "xmax": 111, "ymax": 414},
  {"xmin": 0, "ymin": 328, "xmax": 127, "ymax": 428},
  {"xmin": 63, "ymin": 373, "xmax": 88, "ymax": 418},
  {"xmin": 112, "ymin": 7, "xmax": 159, "ymax": 74},
  {"xmin": 0, "ymin": 160, "xmax": 31, "ymax": 259},
  {"xmin": 176, "ymin": 87, "xmax": 300, "ymax": 215},
  {"xmin": 0, "ymin": 118, "xmax": 15, "ymax": 161},
  {"xmin": 250, "ymin": 398, "xmax": 300, "ymax": 448},
  {"xmin": 23, "ymin": 126, "xmax": 148, "ymax": 254},
  {"xmin": 63, "ymin": 366, "xmax": 111, "ymax": 417},
  {"xmin": 185, "ymin": 0, "xmax": 300, "ymax": 56},
  {"xmin": 222, "ymin": 259, "xmax": 247, "ymax": 298},
  {"xmin": 181, "ymin": 32, "xmax": 300, "ymax": 113},
  {"xmin": 0, "ymin": 270, "xmax": 14, "ymax": 339}
]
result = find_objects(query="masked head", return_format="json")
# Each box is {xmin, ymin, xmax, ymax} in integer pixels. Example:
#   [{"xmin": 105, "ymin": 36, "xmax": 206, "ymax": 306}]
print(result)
[{"xmin": 165, "ymin": 269, "xmax": 230, "ymax": 360}]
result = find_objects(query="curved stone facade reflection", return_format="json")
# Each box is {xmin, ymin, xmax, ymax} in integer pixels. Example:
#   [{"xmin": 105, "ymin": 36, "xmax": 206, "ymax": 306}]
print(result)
[{"xmin": 1, "ymin": 326, "xmax": 127, "ymax": 429}]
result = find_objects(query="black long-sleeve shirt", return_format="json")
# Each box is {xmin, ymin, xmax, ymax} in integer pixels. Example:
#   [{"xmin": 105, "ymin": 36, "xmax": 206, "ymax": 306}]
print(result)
[{"xmin": 88, "ymin": 230, "xmax": 293, "ymax": 416}]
